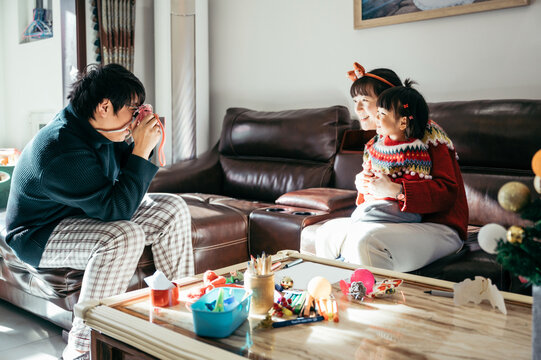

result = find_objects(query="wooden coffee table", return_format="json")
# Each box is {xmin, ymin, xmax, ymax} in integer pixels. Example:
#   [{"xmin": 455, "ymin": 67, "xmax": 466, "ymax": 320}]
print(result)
[{"xmin": 77, "ymin": 251, "xmax": 533, "ymax": 360}]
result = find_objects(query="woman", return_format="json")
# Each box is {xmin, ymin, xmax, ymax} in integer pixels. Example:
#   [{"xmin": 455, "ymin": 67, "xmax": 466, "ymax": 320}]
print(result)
[{"xmin": 315, "ymin": 63, "xmax": 468, "ymax": 272}]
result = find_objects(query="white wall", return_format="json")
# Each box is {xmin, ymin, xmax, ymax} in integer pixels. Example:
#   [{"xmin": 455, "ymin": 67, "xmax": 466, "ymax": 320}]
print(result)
[
  {"xmin": 0, "ymin": 0, "xmax": 154, "ymax": 151},
  {"xmin": 134, "ymin": 0, "xmax": 155, "ymax": 107},
  {"xmin": 2, "ymin": 0, "xmax": 540, "ymax": 151},
  {"xmin": 208, "ymin": 0, "xmax": 541, "ymax": 145},
  {"xmin": 0, "ymin": 0, "xmax": 63, "ymax": 150},
  {"xmin": 0, "ymin": 1, "xmax": 6, "ymax": 146}
]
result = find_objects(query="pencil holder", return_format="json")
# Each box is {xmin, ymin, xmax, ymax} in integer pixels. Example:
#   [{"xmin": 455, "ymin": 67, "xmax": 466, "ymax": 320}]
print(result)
[{"xmin": 244, "ymin": 272, "xmax": 274, "ymax": 314}]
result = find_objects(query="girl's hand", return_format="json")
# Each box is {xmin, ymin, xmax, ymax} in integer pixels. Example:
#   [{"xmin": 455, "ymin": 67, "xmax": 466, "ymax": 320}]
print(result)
[
  {"xmin": 131, "ymin": 113, "xmax": 162, "ymax": 160},
  {"xmin": 355, "ymin": 169, "xmax": 375, "ymax": 193},
  {"xmin": 366, "ymin": 172, "xmax": 403, "ymax": 199}
]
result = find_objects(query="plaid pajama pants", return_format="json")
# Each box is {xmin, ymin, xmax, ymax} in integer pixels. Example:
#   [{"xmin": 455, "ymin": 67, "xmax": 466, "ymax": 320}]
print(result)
[{"xmin": 38, "ymin": 193, "xmax": 193, "ymax": 352}]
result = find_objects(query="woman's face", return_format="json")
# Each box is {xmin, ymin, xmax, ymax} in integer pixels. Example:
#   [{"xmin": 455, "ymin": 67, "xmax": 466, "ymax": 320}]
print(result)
[{"xmin": 352, "ymin": 93, "xmax": 378, "ymax": 130}]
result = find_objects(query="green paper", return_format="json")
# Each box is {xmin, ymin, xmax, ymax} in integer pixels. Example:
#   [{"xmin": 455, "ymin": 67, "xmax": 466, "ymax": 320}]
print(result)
[{"xmin": 213, "ymin": 288, "xmax": 225, "ymax": 312}]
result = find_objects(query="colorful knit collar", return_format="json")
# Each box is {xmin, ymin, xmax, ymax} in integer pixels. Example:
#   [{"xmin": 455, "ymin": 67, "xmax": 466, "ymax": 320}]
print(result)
[
  {"xmin": 365, "ymin": 135, "xmax": 432, "ymax": 178},
  {"xmin": 422, "ymin": 120, "xmax": 454, "ymax": 151}
]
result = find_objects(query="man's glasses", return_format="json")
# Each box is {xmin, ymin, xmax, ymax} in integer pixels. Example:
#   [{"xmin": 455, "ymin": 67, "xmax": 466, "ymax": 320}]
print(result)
[{"xmin": 96, "ymin": 105, "xmax": 140, "ymax": 134}]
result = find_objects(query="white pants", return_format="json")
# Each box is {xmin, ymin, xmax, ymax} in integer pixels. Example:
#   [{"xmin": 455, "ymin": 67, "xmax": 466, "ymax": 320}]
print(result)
[{"xmin": 315, "ymin": 217, "xmax": 462, "ymax": 272}]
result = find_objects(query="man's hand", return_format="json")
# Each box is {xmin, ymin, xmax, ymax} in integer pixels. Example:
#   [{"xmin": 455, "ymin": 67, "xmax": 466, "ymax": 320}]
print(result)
[{"xmin": 131, "ymin": 114, "xmax": 162, "ymax": 160}]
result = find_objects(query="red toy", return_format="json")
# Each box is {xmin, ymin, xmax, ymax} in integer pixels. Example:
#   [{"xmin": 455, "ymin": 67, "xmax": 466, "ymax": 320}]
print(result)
[
  {"xmin": 339, "ymin": 268, "xmax": 375, "ymax": 298},
  {"xmin": 187, "ymin": 270, "xmax": 241, "ymax": 302}
]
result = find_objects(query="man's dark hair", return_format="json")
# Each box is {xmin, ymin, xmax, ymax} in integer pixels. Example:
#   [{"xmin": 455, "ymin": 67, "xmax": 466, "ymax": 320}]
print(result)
[
  {"xmin": 377, "ymin": 79, "xmax": 429, "ymax": 140},
  {"xmin": 68, "ymin": 63, "xmax": 146, "ymax": 121},
  {"xmin": 350, "ymin": 68, "xmax": 403, "ymax": 98}
]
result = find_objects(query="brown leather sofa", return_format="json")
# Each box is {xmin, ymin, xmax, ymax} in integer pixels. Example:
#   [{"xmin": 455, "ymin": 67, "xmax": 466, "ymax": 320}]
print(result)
[
  {"xmin": 0, "ymin": 105, "xmax": 354, "ymax": 330},
  {"xmin": 0, "ymin": 100, "xmax": 539, "ymax": 331}
]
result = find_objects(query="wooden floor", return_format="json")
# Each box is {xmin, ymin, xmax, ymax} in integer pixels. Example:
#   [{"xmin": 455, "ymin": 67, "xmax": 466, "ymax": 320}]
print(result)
[{"xmin": 0, "ymin": 299, "xmax": 65, "ymax": 359}]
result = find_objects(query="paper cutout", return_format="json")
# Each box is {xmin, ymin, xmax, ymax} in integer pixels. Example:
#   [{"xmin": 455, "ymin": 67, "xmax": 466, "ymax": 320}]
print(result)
[{"xmin": 453, "ymin": 276, "xmax": 507, "ymax": 315}]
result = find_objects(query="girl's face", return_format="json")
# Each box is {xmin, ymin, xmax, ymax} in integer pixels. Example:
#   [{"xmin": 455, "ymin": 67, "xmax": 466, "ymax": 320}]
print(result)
[
  {"xmin": 376, "ymin": 107, "xmax": 406, "ymax": 141},
  {"xmin": 353, "ymin": 94, "xmax": 378, "ymax": 130}
]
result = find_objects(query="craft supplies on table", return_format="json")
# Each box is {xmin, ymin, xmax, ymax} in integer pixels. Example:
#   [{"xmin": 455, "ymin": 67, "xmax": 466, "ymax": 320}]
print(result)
[{"xmin": 191, "ymin": 287, "xmax": 252, "ymax": 338}]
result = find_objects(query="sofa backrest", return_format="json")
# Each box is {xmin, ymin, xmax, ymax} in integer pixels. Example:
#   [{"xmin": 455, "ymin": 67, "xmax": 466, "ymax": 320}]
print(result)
[
  {"xmin": 218, "ymin": 106, "xmax": 352, "ymax": 202},
  {"xmin": 430, "ymin": 100, "xmax": 539, "ymax": 226}
]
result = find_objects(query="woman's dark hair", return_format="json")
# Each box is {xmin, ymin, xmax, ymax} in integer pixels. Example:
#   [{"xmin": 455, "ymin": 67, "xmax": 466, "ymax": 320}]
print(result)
[
  {"xmin": 350, "ymin": 68, "xmax": 403, "ymax": 98},
  {"xmin": 68, "ymin": 63, "xmax": 145, "ymax": 121},
  {"xmin": 376, "ymin": 79, "xmax": 429, "ymax": 140}
]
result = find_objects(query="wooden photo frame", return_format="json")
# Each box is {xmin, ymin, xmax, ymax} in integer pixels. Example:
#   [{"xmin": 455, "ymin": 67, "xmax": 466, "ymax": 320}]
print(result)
[{"xmin": 354, "ymin": 0, "xmax": 529, "ymax": 29}]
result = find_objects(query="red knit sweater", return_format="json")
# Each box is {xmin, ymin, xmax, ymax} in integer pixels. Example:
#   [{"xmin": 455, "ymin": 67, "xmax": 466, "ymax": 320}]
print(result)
[
  {"xmin": 400, "ymin": 141, "xmax": 468, "ymax": 240},
  {"xmin": 355, "ymin": 121, "xmax": 469, "ymax": 241}
]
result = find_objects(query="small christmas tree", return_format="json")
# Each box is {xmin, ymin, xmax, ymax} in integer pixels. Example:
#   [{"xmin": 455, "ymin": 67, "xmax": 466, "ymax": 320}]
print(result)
[
  {"xmin": 495, "ymin": 150, "xmax": 541, "ymax": 286},
  {"xmin": 496, "ymin": 199, "xmax": 541, "ymax": 286}
]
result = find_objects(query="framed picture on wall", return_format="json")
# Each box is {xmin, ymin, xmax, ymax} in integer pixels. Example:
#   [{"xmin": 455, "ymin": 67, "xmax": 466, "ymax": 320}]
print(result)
[{"xmin": 354, "ymin": 0, "xmax": 529, "ymax": 29}]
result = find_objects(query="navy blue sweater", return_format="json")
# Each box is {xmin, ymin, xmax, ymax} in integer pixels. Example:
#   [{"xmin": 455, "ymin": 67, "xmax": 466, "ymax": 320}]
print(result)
[{"xmin": 5, "ymin": 104, "xmax": 158, "ymax": 267}]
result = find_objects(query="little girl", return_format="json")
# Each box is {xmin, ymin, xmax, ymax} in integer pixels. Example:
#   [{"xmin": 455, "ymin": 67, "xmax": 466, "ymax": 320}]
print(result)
[{"xmin": 352, "ymin": 79, "xmax": 432, "ymax": 223}]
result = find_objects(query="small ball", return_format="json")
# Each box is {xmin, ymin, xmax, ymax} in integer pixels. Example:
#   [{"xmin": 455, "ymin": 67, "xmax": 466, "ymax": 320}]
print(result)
[
  {"xmin": 532, "ymin": 149, "xmax": 541, "ymax": 177},
  {"xmin": 534, "ymin": 176, "xmax": 541, "ymax": 194},
  {"xmin": 307, "ymin": 276, "xmax": 332, "ymax": 299},
  {"xmin": 478, "ymin": 223, "xmax": 507, "ymax": 254},
  {"xmin": 506, "ymin": 226, "xmax": 525, "ymax": 244},
  {"xmin": 497, "ymin": 181, "xmax": 531, "ymax": 212}
]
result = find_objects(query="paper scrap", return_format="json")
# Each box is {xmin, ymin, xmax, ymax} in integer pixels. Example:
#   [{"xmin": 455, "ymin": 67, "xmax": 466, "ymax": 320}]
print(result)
[{"xmin": 144, "ymin": 270, "xmax": 175, "ymax": 290}]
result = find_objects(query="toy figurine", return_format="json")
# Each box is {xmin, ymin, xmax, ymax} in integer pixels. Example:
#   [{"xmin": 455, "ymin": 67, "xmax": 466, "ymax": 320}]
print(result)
[{"xmin": 280, "ymin": 276, "xmax": 294, "ymax": 290}]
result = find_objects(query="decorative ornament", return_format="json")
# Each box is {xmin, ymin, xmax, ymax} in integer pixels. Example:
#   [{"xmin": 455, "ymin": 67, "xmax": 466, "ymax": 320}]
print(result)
[
  {"xmin": 497, "ymin": 181, "xmax": 531, "ymax": 212},
  {"xmin": 478, "ymin": 223, "xmax": 508, "ymax": 254},
  {"xmin": 506, "ymin": 225, "xmax": 525, "ymax": 244},
  {"xmin": 534, "ymin": 176, "xmax": 541, "ymax": 194},
  {"xmin": 532, "ymin": 149, "xmax": 541, "ymax": 177}
]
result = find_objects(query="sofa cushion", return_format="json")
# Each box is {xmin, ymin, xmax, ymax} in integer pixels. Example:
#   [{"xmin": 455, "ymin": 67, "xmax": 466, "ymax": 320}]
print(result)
[
  {"xmin": 220, "ymin": 158, "xmax": 334, "ymax": 202},
  {"xmin": 219, "ymin": 106, "xmax": 351, "ymax": 162},
  {"xmin": 276, "ymin": 188, "xmax": 357, "ymax": 212},
  {"xmin": 180, "ymin": 193, "xmax": 272, "ymax": 273},
  {"xmin": 218, "ymin": 106, "xmax": 352, "ymax": 201}
]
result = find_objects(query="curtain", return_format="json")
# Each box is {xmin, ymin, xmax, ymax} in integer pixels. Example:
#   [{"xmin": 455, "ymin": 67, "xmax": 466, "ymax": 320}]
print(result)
[{"xmin": 96, "ymin": 0, "xmax": 136, "ymax": 71}]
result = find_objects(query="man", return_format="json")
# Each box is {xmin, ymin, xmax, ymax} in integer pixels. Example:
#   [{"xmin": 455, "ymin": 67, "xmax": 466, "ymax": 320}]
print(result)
[{"xmin": 5, "ymin": 64, "xmax": 193, "ymax": 360}]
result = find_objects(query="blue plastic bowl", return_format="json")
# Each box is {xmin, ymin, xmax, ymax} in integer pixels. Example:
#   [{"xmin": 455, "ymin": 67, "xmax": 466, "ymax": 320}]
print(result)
[{"xmin": 191, "ymin": 287, "xmax": 252, "ymax": 338}]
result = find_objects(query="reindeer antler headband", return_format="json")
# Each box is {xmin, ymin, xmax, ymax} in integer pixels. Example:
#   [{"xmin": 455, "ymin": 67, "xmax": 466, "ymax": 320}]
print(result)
[{"xmin": 347, "ymin": 62, "xmax": 395, "ymax": 88}]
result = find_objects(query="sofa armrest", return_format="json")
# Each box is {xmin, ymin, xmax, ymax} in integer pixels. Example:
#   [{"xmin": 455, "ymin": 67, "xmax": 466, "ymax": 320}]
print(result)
[
  {"xmin": 149, "ymin": 143, "xmax": 223, "ymax": 194},
  {"xmin": 275, "ymin": 187, "xmax": 356, "ymax": 212}
]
